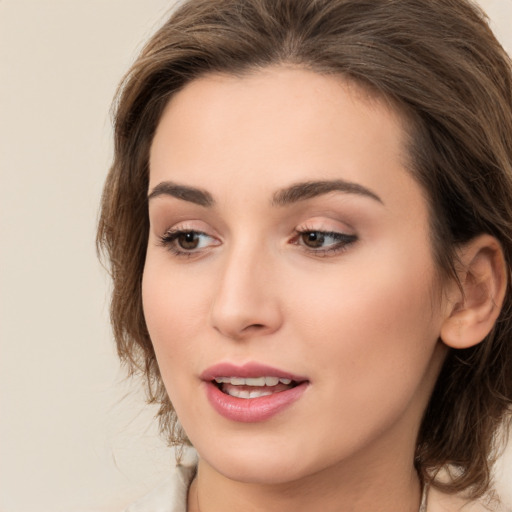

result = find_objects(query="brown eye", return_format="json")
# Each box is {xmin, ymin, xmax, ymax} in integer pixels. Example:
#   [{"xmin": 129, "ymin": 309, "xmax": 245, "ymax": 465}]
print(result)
[
  {"xmin": 301, "ymin": 231, "xmax": 325, "ymax": 248},
  {"xmin": 160, "ymin": 229, "xmax": 219, "ymax": 256},
  {"xmin": 294, "ymin": 230, "xmax": 358, "ymax": 254},
  {"xmin": 178, "ymin": 232, "xmax": 200, "ymax": 250}
]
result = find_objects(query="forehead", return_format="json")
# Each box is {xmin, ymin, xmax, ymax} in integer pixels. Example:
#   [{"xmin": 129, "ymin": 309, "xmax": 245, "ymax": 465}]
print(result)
[{"xmin": 149, "ymin": 66, "xmax": 417, "ymax": 210}]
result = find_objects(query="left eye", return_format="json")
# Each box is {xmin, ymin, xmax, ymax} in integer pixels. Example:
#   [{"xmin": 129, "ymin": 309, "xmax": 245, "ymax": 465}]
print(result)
[{"xmin": 295, "ymin": 230, "xmax": 357, "ymax": 251}]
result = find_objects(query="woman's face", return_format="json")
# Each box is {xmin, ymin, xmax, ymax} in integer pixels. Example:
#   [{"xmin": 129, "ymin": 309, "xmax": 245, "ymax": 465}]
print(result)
[{"xmin": 144, "ymin": 67, "xmax": 449, "ymax": 484}]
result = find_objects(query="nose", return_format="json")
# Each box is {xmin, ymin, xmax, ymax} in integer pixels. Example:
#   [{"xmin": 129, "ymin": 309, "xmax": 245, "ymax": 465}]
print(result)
[{"xmin": 210, "ymin": 244, "xmax": 283, "ymax": 341}]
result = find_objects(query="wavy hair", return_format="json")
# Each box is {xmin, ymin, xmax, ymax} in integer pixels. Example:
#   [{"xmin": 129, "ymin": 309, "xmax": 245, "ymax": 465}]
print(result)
[{"xmin": 97, "ymin": 0, "xmax": 512, "ymax": 498}]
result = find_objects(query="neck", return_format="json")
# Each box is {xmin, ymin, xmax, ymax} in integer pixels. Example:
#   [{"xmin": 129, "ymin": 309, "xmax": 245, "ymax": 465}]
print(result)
[{"xmin": 188, "ymin": 448, "xmax": 422, "ymax": 512}]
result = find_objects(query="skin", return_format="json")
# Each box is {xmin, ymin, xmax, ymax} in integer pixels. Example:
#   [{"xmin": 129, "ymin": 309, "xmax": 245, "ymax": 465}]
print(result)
[{"xmin": 143, "ymin": 66, "xmax": 469, "ymax": 512}]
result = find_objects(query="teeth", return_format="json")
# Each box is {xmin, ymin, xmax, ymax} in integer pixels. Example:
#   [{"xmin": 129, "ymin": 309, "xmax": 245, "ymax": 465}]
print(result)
[
  {"xmin": 246, "ymin": 377, "xmax": 266, "ymax": 386},
  {"xmin": 225, "ymin": 387, "xmax": 274, "ymax": 399},
  {"xmin": 213, "ymin": 376, "xmax": 293, "ymax": 386}
]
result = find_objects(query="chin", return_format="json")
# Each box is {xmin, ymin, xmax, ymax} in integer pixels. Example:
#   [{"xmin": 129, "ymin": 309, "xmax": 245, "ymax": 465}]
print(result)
[
  {"xmin": 207, "ymin": 451, "xmax": 314, "ymax": 485},
  {"xmin": 189, "ymin": 426, "xmax": 344, "ymax": 486}
]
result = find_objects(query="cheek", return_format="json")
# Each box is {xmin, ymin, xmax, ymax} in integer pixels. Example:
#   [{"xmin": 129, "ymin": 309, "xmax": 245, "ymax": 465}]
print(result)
[
  {"xmin": 141, "ymin": 257, "xmax": 215, "ymax": 426},
  {"xmin": 141, "ymin": 257, "xmax": 208, "ymax": 374},
  {"xmin": 270, "ymin": 250, "xmax": 443, "ymax": 468},
  {"xmin": 283, "ymin": 244, "xmax": 441, "ymax": 402}
]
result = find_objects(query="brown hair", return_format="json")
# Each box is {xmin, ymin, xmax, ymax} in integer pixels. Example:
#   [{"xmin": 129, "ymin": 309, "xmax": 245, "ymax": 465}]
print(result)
[{"xmin": 97, "ymin": 0, "xmax": 512, "ymax": 499}]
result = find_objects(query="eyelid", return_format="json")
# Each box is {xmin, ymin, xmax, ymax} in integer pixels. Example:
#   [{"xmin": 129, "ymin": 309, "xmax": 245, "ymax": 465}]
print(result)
[
  {"xmin": 157, "ymin": 219, "xmax": 218, "ymax": 240},
  {"xmin": 295, "ymin": 216, "xmax": 355, "ymax": 233},
  {"xmin": 291, "ymin": 218, "xmax": 358, "ymax": 256},
  {"xmin": 291, "ymin": 230, "xmax": 358, "ymax": 256},
  {"xmin": 158, "ymin": 222, "xmax": 221, "ymax": 257}
]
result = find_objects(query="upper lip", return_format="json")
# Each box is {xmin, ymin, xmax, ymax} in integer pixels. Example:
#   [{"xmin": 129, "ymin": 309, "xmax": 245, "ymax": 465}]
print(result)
[{"xmin": 200, "ymin": 362, "xmax": 308, "ymax": 382}]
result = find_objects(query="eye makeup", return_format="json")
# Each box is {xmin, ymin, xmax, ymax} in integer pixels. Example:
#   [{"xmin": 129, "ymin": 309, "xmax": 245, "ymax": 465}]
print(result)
[{"xmin": 291, "ymin": 228, "xmax": 358, "ymax": 256}]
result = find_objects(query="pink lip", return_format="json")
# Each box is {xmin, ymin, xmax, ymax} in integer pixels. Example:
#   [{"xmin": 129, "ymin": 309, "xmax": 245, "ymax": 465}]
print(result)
[
  {"xmin": 200, "ymin": 362, "xmax": 307, "ymax": 382},
  {"xmin": 201, "ymin": 362, "xmax": 309, "ymax": 423}
]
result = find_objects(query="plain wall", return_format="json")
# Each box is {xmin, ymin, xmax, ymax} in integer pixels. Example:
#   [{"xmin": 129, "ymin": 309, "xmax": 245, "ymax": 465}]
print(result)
[{"xmin": 1, "ymin": 1, "xmax": 511, "ymax": 511}]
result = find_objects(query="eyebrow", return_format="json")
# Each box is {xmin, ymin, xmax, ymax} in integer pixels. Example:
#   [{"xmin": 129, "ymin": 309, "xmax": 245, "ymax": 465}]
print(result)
[
  {"xmin": 272, "ymin": 179, "xmax": 383, "ymax": 206},
  {"xmin": 148, "ymin": 181, "xmax": 214, "ymax": 207},
  {"xmin": 147, "ymin": 178, "xmax": 382, "ymax": 208}
]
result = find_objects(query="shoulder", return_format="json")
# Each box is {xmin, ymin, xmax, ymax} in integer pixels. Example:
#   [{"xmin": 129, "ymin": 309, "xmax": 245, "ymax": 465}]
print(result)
[{"xmin": 427, "ymin": 486, "xmax": 511, "ymax": 512}]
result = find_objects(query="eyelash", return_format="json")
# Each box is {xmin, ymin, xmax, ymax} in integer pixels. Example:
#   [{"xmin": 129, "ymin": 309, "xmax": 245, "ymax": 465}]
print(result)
[
  {"xmin": 291, "ymin": 229, "xmax": 358, "ymax": 256},
  {"xmin": 158, "ymin": 228, "xmax": 358, "ymax": 258},
  {"xmin": 159, "ymin": 229, "xmax": 218, "ymax": 257}
]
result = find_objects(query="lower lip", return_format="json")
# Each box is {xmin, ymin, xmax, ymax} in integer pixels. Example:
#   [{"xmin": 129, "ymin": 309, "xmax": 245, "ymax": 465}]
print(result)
[{"xmin": 204, "ymin": 381, "xmax": 308, "ymax": 423}]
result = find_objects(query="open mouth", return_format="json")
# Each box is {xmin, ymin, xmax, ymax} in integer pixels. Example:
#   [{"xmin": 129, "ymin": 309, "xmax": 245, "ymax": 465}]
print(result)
[
  {"xmin": 213, "ymin": 376, "xmax": 300, "ymax": 399},
  {"xmin": 203, "ymin": 364, "xmax": 309, "ymax": 421}
]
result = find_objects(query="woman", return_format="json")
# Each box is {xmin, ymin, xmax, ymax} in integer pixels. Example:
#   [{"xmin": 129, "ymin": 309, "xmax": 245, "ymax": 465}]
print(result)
[{"xmin": 97, "ymin": 0, "xmax": 512, "ymax": 510}]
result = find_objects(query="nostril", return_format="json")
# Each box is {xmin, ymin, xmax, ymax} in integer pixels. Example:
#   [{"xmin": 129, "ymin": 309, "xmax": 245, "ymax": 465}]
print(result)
[{"xmin": 243, "ymin": 323, "xmax": 266, "ymax": 331}]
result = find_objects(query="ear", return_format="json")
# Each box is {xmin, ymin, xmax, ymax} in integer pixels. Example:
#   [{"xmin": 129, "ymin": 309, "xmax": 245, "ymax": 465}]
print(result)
[{"xmin": 440, "ymin": 234, "xmax": 508, "ymax": 349}]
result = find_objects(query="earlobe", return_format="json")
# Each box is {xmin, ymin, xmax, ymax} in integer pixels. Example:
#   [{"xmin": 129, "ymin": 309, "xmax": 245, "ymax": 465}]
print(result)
[{"xmin": 440, "ymin": 234, "xmax": 508, "ymax": 349}]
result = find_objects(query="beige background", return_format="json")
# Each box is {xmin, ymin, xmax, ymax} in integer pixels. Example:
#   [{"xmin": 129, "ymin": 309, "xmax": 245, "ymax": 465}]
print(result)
[{"xmin": 1, "ymin": 1, "xmax": 511, "ymax": 511}]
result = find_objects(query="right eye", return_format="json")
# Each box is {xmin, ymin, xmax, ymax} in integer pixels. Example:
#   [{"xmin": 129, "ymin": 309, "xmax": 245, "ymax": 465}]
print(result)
[{"xmin": 159, "ymin": 229, "xmax": 220, "ymax": 256}]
